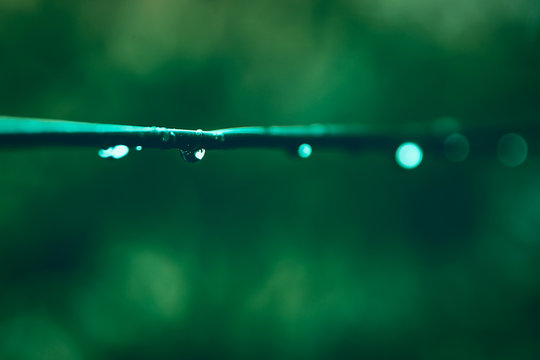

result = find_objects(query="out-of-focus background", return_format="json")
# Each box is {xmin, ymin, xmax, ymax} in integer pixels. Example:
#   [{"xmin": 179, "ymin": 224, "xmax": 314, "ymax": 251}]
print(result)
[{"xmin": 1, "ymin": 0, "xmax": 540, "ymax": 359}]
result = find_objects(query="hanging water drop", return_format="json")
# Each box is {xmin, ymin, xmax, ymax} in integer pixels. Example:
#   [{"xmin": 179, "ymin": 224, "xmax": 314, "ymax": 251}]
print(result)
[
  {"xmin": 135, "ymin": 146, "xmax": 143, "ymax": 151},
  {"xmin": 180, "ymin": 148, "xmax": 206, "ymax": 163}
]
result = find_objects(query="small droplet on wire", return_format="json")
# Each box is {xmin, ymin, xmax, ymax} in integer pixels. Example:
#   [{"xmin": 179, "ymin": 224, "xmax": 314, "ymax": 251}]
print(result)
[
  {"xmin": 180, "ymin": 148, "xmax": 206, "ymax": 163},
  {"xmin": 98, "ymin": 145, "xmax": 129, "ymax": 159},
  {"xmin": 135, "ymin": 146, "xmax": 143, "ymax": 151},
  {"xmin": 297, "ymin": 143, "xmax": 312, "ymax": 159}
]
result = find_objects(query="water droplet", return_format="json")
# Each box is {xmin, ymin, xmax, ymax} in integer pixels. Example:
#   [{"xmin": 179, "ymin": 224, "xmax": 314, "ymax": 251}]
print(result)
[
  {"xmin": 297, "ymin": 144, "xmax": 312, "ymax": 159},
  {"xmin": 161, "ymin": 131, "xmax": 175, "ymax": 143},
  {"xmin": 444, "ymin": 133, "xmax": 470, "ymax": 162},
  {"xmin": 214, "ymin": 131, "xmax": 225, "ymax": 142},
  {"xmin": 135, "ymin": 146, "xmax": 143, "ymax": 151},
  {"xmin": 180, "ymin": 148, "xmax": 206, "ymax": 163},
  {"xmin": 98, "ymin": 145, "xmax": 130, "ymax": 159},
  {"xmin": 395, "ymin": 142, "xmax": 423, "ymax": 169},
  {"xmin": 497, "ymin": 133, "xmax": 528, "ymax": 167}
]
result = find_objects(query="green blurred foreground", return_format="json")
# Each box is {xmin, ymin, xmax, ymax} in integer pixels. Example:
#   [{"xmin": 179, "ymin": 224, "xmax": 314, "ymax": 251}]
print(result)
[{"xmin": 1, "ymin": 0, "xmax": 540, "ymax": 359}]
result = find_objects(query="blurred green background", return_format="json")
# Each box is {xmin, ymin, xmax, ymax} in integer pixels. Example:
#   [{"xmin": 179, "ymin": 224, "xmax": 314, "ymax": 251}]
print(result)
[{"xmin": 1, "ymin": 0, "xmax": 540, "ymax": 359}]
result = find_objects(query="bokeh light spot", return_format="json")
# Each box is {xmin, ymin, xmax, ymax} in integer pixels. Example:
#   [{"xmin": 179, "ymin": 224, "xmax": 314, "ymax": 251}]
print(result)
[
  {"xmin": 444, "ymin": 133, "xmax": 470, "ymax": 162},
  {"xmin": 497, "ymin": 133, "xmax": 528, "ymax": 167},
  {"xmin": 395, "ymin": 142, "xmax": 423, "ymax": 169},
  {"xmin": 297, "ymin": 144, "xmax": 312, "ymax": 159},
  {"xmin": 98, "ymin": 145, "xmax": 130, "ymax": 159}
]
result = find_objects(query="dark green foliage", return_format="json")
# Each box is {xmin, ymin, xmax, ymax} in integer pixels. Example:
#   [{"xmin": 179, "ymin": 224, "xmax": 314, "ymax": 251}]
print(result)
[{"xmin": 1, "ymin": 1, "xmax": 540, "ymax": 359}]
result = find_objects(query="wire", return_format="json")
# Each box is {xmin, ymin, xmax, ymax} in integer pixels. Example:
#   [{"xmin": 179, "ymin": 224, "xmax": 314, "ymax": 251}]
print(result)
[{"xmin": 0, "ymin": 115, "xmax": 536, "ymax": 164}]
